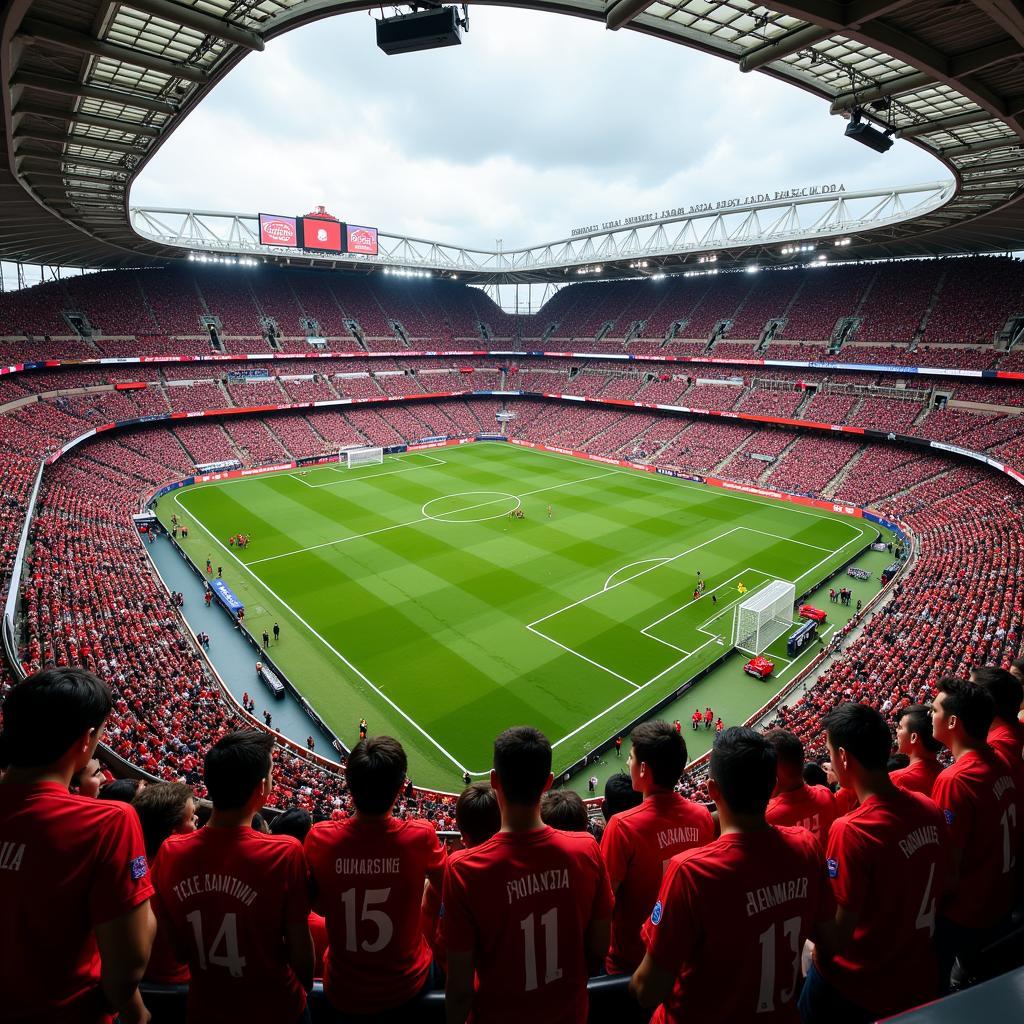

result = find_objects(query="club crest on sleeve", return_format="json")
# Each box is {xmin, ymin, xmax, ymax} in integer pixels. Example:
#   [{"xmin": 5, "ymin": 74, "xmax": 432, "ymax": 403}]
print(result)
[
  {"xmin": 651, "ymin": 900, "xmax": 663, "ymax": 926},
  {"xmin": 826, "ymin": 858, "xmax": 839, "ymax": 878},
  {"xmin": 130, "ymin": 855, "xmax": 148, "ymax": 880},
  {"xmin": 943, "ymin": 809, "xmax": 954, "ymax": 826}
]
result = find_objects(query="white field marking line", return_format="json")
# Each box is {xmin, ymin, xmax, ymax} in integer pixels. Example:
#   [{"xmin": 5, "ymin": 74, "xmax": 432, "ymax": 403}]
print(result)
[
  {"xmin": 289, "ymin": 452, "xmax": 447, "ymax": 488},
  {"xmin": 743, "ymin": 527, "xmax": 831, "ymax": 552},
  {"xmin": 524, "ymin": 622, "xmax": 643, "ymax": 691},
  {"xmin": 327, "ymin": 451, "xmax": 447, "ymax": 476},
  {"xmin": 514, "ymin": 443, "xmax": 871, "ymax": 545},
  {"xmin": 604, "ymin": 557, "xmax": 669, "ymax": 591},
  {"xmin": 247, "ymin": 469, "xmax": 616, "ymax": 565},
  {"xmin": 527, "ymin": 527, "xmax": 745, "ymax": 630},
  {"xmin": 170, "ymin": 488, "xmax": 473, "ymax": 775}
]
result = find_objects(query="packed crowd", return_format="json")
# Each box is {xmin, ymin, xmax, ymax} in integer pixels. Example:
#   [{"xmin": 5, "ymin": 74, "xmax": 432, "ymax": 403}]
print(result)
[{"xmin": 1, "ymin": 668, "xmax": 1020, "ymax": 1024}]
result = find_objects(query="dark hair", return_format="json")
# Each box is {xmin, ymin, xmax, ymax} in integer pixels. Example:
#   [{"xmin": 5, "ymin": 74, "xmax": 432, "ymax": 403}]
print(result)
[
  {"xmin": 0, "ymin": 668, "xmax": 111, "ymax": 768},
  {"xmin": 204, "ymin": 730, "xmax": 274, "ymax": 810},
  {"xmin": 1011, "ymin": 657, "xmax": 1024, "ymax": 677},
  {"xmin": 764, "ymin": 729, "xmax": 804, "ymax": 773},
  {"xmin": 602, "ymin": 773, "xmax": 642, "ymax": 822},
  {"xmin": 455, "ymin": 782, "xmax": 500, "ymax": 846},
  {"xmin": 132, "ymin": 782, "xmax": 195, "ymax": 859},
  {"xmin": 630, "ymin": 721, "xmax": 687, "ymax": 789},
  {"xmin": 971, "ymin": 666, "xmax": 1024, "ymax": 723},
  {"xmin": 802, "ymin": 762, "xmax": 828, "ymax": 788},
  {"xmin": 493, "ymin": 727, "xmax": 552, "ymax": 805},
  {"xmin": 823, "ymin": 703, "xmax": 893, "ymax": 772},
  {"xmin": 887, "ymin": 753, "xmax": 911, "ymax": 772},
  {"xmin": 98, "ymin": 778, "xmax": 145, "ymax": 803},
  {"xmin": 937, "ymin": 677, "xmax": 996, "ymax": 741},
  {"xmin": 347, "ymin": 736, "xmax": 407, "ymax": 815},
  {"xmin": 896, "ymin": 705, "xmax": 942, "ymax": 753},
  {"xmin": 269, "ymin": 807, "xmax": 313, "ymax": 842},
  {"xmin": 710, "ymin": 727, "xmax": 776, "ymax": 816},
  {"xmin": 540, "ymin": 790, "xmax": 589, "ymax": 832}
]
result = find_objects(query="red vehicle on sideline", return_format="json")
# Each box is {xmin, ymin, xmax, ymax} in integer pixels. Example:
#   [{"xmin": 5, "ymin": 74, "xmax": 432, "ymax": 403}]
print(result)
[
  {"xmin": 799, "ymin": 604, "xmax": 828, "ymax": 623},
  {"xmin": 744, "ymin": 655, "xmax": 775, "ymax": 680}
]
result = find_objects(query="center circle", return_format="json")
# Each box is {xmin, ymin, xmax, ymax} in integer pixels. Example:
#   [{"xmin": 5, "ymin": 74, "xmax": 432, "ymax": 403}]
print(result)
[{"xmin": 421, "ymin": 490, "xmax": 521, "ymax": 523}]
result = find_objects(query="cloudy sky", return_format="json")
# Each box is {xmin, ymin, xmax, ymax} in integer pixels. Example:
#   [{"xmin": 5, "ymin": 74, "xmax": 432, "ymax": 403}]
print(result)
[{"xmin": 132, "ymin": 7, "xmax": 943, "ymax": 250}]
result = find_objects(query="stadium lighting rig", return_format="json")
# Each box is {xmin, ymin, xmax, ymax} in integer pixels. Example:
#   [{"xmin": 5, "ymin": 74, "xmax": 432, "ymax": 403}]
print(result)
[
  {"xmin": 845, "ymin": 107, "xmax": 894, "ymax": 154},
  {"xmin": 383, "ymin": 267, "xmax": 433, "ymax": 277},
  {"xmin": 376, "ymin": 3, "xmax": 470, "ymax": 55},
  {"xmin": 187, "ymin": 253, "xmax": 259, "ymax": 266}
]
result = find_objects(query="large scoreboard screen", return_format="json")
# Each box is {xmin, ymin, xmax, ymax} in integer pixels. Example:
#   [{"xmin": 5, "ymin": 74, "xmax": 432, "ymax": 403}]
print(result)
[
  {"xmin": 300, "ymin": 217, "xmax": 343, "ymax": 253},
  {"xmin": 258, "ymin": 213, "xmax": 298, "ymax": 248},
  {"xmin": 344, "ymin": 224, "xmax": 379, "ymax": 256}
]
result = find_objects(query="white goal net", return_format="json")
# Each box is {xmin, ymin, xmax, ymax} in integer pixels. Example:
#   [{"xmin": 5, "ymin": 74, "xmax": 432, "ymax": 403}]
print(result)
[
  {"xmin": 732, "ymin": 580, "xmax": 796, "ymax": 655},
  {"xmin": 343, "ymin": 446, "xmax": 384, "ymax": 469}
]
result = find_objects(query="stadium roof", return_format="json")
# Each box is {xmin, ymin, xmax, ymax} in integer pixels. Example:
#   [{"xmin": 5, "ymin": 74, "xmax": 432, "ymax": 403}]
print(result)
[{"xmin": 3, "ymin": 0, "xmax": 1024, "ymax": 279}]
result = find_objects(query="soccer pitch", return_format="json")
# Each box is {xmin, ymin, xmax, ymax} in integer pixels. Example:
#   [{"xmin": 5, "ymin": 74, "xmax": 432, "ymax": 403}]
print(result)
[{"xmin": 161, "ymin": 441, "xmax": 879, "ymax": 789}]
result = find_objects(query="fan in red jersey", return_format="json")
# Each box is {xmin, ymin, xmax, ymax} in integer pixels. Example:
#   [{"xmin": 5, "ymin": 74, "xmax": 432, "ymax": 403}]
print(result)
[
  {"xmin": 150, "ymin": 731, "xmax": 313, "ymax": 1024},
  {"xmin": 602, "ymin": 721, "xmax": 714, "ymax": 975},
  {"xmin": 0, "ymin": 668, "xmax": 155, "ymax": 1024},
  {"xmin": 930, "ymin": 677, "xmax": 1019, "ymax": 989},
  {"xmin": 890, "ymin": 705, "xmax": 943, "ymax": 796},
  {"xmin": 444, "ymin": 727, "xmax": 613, "ymax": 1024},
  {"xmin": 972, "ymin": 666, "xmax": 1024, "ymax": 791},
  {"xmin": 801, "ymin": 703, "xmax": 949, "ymax": 1023},
  {"xmin": 764, "ymin": 729, "xmax": 837, "ymax": 845},
  {"xmin": 630, "ymin": 727, "xmax": 834, "ymax": 1024},
  {"xmin": 305, "ymin": 736, "xmax": 445, "ymax": 1017}
]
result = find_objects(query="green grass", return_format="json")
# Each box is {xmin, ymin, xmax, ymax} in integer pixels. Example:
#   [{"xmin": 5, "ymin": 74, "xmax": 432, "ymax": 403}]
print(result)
[{"xmin": 158, "ymin": 441, "xmax": 881, "ymax": 790}]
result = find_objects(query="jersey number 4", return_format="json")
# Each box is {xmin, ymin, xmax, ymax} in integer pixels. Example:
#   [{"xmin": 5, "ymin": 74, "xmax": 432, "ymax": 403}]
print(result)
[{"xmin": 185, "ymin": 911, "xmax": 246, "ymax": 977}]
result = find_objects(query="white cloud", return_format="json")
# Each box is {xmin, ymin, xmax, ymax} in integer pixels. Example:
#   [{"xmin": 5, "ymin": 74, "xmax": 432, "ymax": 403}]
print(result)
[{"xmin": 133, "ymin": 7, "xmax": 943, "ymax": 248}]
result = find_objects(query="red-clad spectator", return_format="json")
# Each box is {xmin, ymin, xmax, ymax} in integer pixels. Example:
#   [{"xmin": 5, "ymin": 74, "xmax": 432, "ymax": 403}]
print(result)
[
  {"xmin": 131, "ymin": 782, "xmax": 198, "ymax": 986},
  {"xmin": 0, "ymin": 668, "xmax": 155, "ymax": 1024},
  {"xmin": 151, "ymin": 731, "xmax": 313, "ymax": 1024},
  {"xmin": 764, "ymin": 729, "xmax": 837, "ymax": 844},
  {"xmin": 630, "ymin": 727, "xmax": 834, "ymax": 1023},
  {"xmin": 305, "ymin": 736, "xmax": 445, "ymax": 1018},
  {"xmin": 931, "ymin": 677, "xmax": 1020, "ymax": 987},
  {"xmin": 891, "ymin": 704, "xmax": 943, "ymax": 796},
  {"xmin": 803, "ymin": 703, "xmax": 948, "ymax": 1022},
  {"xmin": 602, "ymin": 721, "xmax": 714, "ymax": 975},
  {"xmin": 444, "ymin": 727, "xmax": 613, "ymax": 1024}
]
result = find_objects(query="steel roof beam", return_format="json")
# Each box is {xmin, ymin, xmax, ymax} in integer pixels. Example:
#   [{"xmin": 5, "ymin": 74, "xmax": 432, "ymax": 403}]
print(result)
[
  {"xmin": 15, "ymin": 148, "xmax": 130, "ymax": 171},
  {"xmin": 740, "ymin": 24, "xmax": 833, "ymax": 72},
  {"xmin": 15, "ymin": 127, "xmax": 149, "ymax": 154},
  {"xmin": 950, "ymin": 38, "xmax": 1024, "ymax": 77},
  {"xmin": 10, "ymin": 72, "xmax": 179, "ymax": 115},
  {"xmin": 605, "ymin": 0, "xmax": 656, "ymax": 32},
  {"xmin": 120, "ymin": 0, "xmax": 264, "ymax": 51},
  {"xmin": 896, "ymin": 109, "xmax": 994, "ymax": 138},
  {"xmin": 14, "ymin": 102, "xmax": 162, "ymax": 138},
  {"xmin": 18, "ymin": 19, "xmax": 209, "ymax": 84},
  {"xmin": 829, "ymin": 71, "xmax": 932, "ymax": 112},
  {"xmin": 941, "ymin": 136, "xmax": 1024, "ymax": 157}
]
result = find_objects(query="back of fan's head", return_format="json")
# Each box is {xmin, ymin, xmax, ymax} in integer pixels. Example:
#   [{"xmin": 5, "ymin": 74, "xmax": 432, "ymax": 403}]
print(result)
[
  {"xmin": 0, "ymin": 668, "xmax": 111, "ymax": 768},
  {"xmin": 540, "ymin": 790, "xmax": 589, "ymax": 832},
  {"xmin": 971, "ymin": 666, "xmax": 1024, "ymax": 723},
  {"xmin": 710, "ymin": 727, "xmax": 777, "ymax": 816},
  {"xmin": 896, "ymin": 705, "xmax": 942, "ymax": 753},
  {"xmin": 824, "ymin": 703, "xmax": 892, "ymax": 771},
  {"xmin": 602, "ymin": 773, "xmax": 642, "ymax": 822},
  {"xmin": 493, "ymin": 726, "xmax": 552, "ymax": 805},
  {"xmin": 204, "ymin": 730, "xmax": 274, "ymax": 810},
  {"xmin": 631, "ymin": 720, "xmax": 687, "ymax": 789},
  {"xmin": 347, "ymin": 736, "xmax": 408, "ymax": 815},
  {"xmin": 764, "ymin": 729, "xmax": 804, "ymax": 775},
  {"xmin": 456, "ymin": 782, "xmax": 500, "ymax": 847}
]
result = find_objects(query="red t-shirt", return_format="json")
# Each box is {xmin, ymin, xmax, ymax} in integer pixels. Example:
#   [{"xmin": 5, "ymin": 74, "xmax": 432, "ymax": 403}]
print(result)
[
  {"xmin": 931, "ymin": 748, "xmax": 1019, "ymax": 928},
  {"xmin": 765, "ymin": 784, "xmax": 837, "ymax": 844},
  {"xmin": 0, "ymin": 782, "xmax": 153, "ymax": 1024},
  {"xmin": 890, "ymin": 758, "xmax": 942, "ymax": 797},
  {"xmin": 309, "ymin": 912, "xmax": 327, "ymax": 981},
  {"xmin": 814, "ymin": 790, "xmax": 948, "ymax": 1018},
  {"xmin": 443, "ymin": 826, "xmax": 613, "ymax": 1024},
  {"xmin": 151, "ymin": 826, "xmax": 310, "ymax": 1024},
  {"xmin": 642, "ymin": 826, "xmax": 833, "ymax": 1024},
  {"xmin": 832, "ymin": 786, "xmax": 858, "ymax": 816},
  {"xmin": 601, "ymin": 792, "xmax": 714, "ymax": 973},
  {"xmin": 304, "ymin": 815, "xmax": 445, "ymax": 1013}
]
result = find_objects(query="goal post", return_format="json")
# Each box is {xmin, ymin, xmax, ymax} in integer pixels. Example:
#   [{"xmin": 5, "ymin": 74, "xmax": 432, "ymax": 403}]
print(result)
[
  {"xmin": 342, "ymin": 446, "xmax": 383, "ymax": 469},
  {"xmin": 732, "ymin": 580, "xmax": 796, "ymax": 655}
]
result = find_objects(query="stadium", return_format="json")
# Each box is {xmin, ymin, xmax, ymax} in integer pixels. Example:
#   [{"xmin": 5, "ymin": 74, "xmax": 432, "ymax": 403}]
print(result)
[{"xmin": 1, "ymin": 0, "xmax": 1023, "ymax": 1021}]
